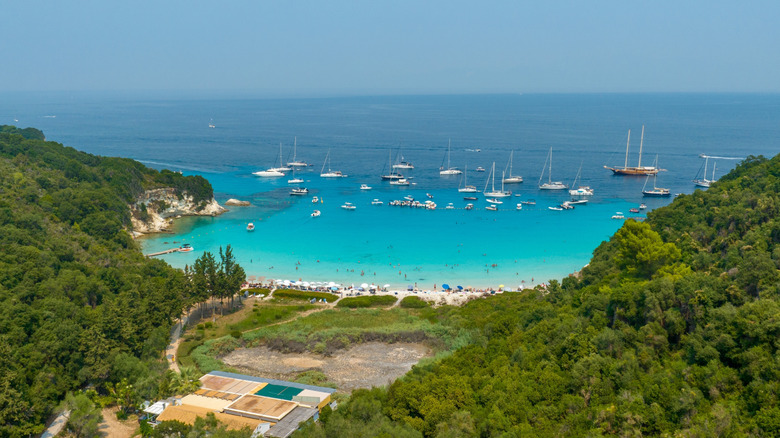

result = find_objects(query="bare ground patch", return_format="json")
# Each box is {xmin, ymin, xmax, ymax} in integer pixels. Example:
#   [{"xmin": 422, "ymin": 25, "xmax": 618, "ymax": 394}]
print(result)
[{"xmin": 222, "ymin": 342, "xmax": 432, "ymax": 391}]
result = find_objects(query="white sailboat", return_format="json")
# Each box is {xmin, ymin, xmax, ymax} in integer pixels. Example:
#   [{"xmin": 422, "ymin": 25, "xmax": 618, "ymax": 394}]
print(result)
[
  {"xmin": 286, "ymin": 137, "xmax": 308, "ymax": 167},
  {"xmin": 392, "ymin": 148, "xmax": 414, "ymax": 169},
  {"xmin": 538, "ymin": 148, "xmax": 568, "ymax": 190},
  {"xmin": 642, "ymin": 156, "xmax": 671, "ymax": 197},
  {"xmin": 253, "ymin": 143, "xmax": 286, "ymax": 177},
  {"xmin": 440, "ymin": 140, "xmax": 462, "ymax": 175},
  {"xmin": 569, "ymin": 161, "xmax": 593, "ymax": 196},
  {"xmin": 693, "ymin": 155, "xmax": 716, "ymax": 188},
  {"xmin": 458, "ymin": 165, "xmax": 477, "ymax": 193},
  {"xmin": 287, "ymin": 168, "xmax": 304, "ymax": 184},
  {"xmin": 502, "ymin": 150, "xmax": 523, "ymax": 184},
  {"xmin": 483, "ymin": 162, "xmax": 512, "ymax": 197},
  {"xmin": 381, "ymin": 150, "xmax": 404, "ymax": 180},
  {"xmin": 268, "ymin": 143, "xmax": 291, "ymax": 172},
  {"xmin": 320, "ymin": 150, "xmax": 347, "ymax": 178}
]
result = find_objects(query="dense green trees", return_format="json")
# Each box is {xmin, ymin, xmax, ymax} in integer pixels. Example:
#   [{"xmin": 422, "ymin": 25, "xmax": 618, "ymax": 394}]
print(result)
[
  {"xmin": 296, "ymin": 154, "xmax": 780, "ymax": 437},
  {"xmin": 0, "ymin": 127, "xmax": 219, "ymax": 435}
]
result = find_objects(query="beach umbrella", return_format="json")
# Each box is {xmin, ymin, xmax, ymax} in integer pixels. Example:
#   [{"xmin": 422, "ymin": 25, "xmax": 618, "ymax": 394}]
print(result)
[
  {"xmin": 384, "ymin": 284, "xmax": 391, "ymax": 289},
  {"xmin": 407, "ymin": 284, "xmax": 414, "ymax": 291},
  {"xmin": 302, "ymin": 282, "xmax": 310, "ymax": 287},
  {"xmin": 457, "ymin": 285, "xmax": 463, "ymax": 290},
  {"xmin": 441, "ymin": 283, "xmax": 451, "ymax": 290},
  {"xmin": 282, "ymin": 280, "xmax": 291, "ymax": 286},
  {"xmin": 499, "ymin": 284, "xmax": 505, "ymax": 289},
  {"xmin": 331, "ymin": 286, "xmax": 338, "ymax": 291},
  {"xmin": 361, "ymin": 283, "xmax": 369, "ymax": 289},
  {"xmin": 369, "ymin": 284, "xmax": 377, "ymax": 289}
]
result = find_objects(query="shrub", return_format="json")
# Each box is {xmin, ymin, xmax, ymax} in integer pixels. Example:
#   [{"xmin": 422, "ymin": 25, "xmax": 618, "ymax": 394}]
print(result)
[
  {"xmin": 273, "ymin": 289, "xmax": 338, "ymax": 302},
  {"xmin": 230, "ymin": 330, "xmax": 241, "ymax": 339},
  {"xmin": 400, "ymin": 296, "xmax": 430, "ymax": 309},
  {"xmin": 336, "ymin": 295, "xmax": 398, "ymax": 308}
]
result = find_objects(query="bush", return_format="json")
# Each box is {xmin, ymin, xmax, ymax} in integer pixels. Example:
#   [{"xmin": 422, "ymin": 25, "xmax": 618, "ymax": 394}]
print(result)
[
  {"xmin": 336, "ymin": 295, "xmax": 398, "ymax": 308},
  {"xmin": 399, "ymin": 296, "xmax": 430, "ymax": 309},
  {"xmin": 230, "ymin": 330, "xmax": 241, "ymax": 339},
  {"xmin": 273, "ymin": 289, "xmax": 338, "ymax": 302}
]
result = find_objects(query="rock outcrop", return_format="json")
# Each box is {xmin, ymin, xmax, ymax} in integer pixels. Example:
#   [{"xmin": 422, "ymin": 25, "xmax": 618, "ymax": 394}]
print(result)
[
  {"xmin": 225, "ymin": 198, "xmax": 251, "ymax": 206},
  {"xmin": 130, "ymin": 188, "xmax": 226, "ymax": 234}
]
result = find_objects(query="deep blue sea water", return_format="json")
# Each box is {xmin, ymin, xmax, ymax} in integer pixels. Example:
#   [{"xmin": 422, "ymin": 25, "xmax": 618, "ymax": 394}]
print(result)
[{"xmin": 2, "ymin": 93, "xmax": 778, "ymax": 288}]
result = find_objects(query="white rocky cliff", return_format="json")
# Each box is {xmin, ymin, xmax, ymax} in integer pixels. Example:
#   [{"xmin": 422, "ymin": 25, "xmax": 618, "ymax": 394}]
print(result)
[{"xmin": 130, "ymin": 188, "xmax": 226, "ymax": 234}]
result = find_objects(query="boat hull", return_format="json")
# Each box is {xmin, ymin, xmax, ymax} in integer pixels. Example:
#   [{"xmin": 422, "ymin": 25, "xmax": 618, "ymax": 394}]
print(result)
[{"xmin": 606, "ymin": 166, "xmax": 659, "ymax": 176}]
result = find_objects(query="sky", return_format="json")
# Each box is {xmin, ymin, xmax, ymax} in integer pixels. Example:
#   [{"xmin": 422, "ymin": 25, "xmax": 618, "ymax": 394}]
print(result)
[{"xmin": 1, "ymin": 1, "xmax": 779, "ymax": 95}]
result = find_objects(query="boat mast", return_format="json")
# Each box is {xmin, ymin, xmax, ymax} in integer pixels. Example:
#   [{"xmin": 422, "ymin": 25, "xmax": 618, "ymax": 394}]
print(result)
[
  {"xmin": 447, "ymin": 139, "xmax": 452, "ymax": 169},
  {"xmin": 624, "ymin": 129, "xmax": 631, "ymax": 170},
  {"xmin": 292, "ymin": 137, "xmax": 297, "ymax": 161},
  {"xmin": 548, "ymin": 148, "xmax": 553, "ymax": 184},
  {"xmin": 637, "ymin": 125, "xmax": 644, "ymax": 168},
  {"xmin": 321, "ymin": 150, "xmax": 329, "ymax": 174}
]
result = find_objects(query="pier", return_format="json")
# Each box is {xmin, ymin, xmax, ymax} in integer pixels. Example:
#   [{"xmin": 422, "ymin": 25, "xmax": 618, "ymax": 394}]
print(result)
[{"xmin": 145, "ymin": 248, "xmax": 181, "ymax": 258}]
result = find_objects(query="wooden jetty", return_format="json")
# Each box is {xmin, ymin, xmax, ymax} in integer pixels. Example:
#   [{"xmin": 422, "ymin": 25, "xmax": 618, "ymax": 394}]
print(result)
[{"xmin": 145, "ymin": 248, "xmax": 181, "ymax": 258}]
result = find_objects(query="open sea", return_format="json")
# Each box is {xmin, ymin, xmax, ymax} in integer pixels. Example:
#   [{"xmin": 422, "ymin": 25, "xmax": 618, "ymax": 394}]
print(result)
[{"xmin": 2, "ymin": 93, "xmax": 778, "ymax": 289}]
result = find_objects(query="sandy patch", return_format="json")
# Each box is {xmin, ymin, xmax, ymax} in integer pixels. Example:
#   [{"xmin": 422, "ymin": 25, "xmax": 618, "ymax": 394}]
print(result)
[{"xmin": 222, "ymin": 342, "xmax": 431, "ymax": 391}]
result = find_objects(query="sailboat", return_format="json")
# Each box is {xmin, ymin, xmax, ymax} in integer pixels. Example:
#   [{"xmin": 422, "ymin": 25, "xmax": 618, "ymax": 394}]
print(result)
[
  {"xmin": 693, "ymin": 155, "xmax": 716, "ymax": 188},
  {"xmin": 440, "ymin": 140, "xmax": 462, "ymax": 175},
  {"xmin": 483, "ymin": 162, "xmax": 512, "ymax": 197},
  {"xmin": 502, "ymin": 150, "xmax": 523, "ymax": 184},
  {"xmin": 208, "ymin": 118, "xmax": 216, "ymax": 128},
  {"xmin": 569, "ymin": 161, "xmax": 593, "ymax": 196},
  {"xmin": 381, "ymin": 150, "xmax": 404, "ymax": 180},
  {"xmin": 286, "ymin": 137, "xmax": 308, "ymax": 167},
  {"xmin": 287, "ymin": 168, "xmax": 304, "ymax": 184},
  {"xmin": 392, "ymin": 148, "xmax": 414, "ymax": 169},
  {"xmin": 320, "ymin": 150, "xmax": 347, "ymax": 178},
  {"xmin": 458, "ymin": 165, "xmax": 477, "ymax": 193},
  {"xmin": 268, "ymin": 143, "xmax": 292, "ymax": 172},
  {"xmin": 604, "ymin": 125, "xmax": 660, "ymax": 175},
  {"xmin": 538, "ymin": 148, "xmax": 568, "ymax": 190},
  {"xmin": 252, "ymin": 143, "xmax": 286, "ymax": 177},
  {"xmin": 642, "ymin": 156, "xmax": 671, "ymax": 197}
]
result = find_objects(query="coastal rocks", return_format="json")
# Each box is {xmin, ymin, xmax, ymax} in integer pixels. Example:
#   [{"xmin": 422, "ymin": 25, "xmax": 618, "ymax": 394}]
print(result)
[
  {"xmin": 225, "ymin": 198, "xmax": 251, "ymax": 206},
  {"xmin": 130, "ymin": 188, "xmax": 226, "ymax": 234}
]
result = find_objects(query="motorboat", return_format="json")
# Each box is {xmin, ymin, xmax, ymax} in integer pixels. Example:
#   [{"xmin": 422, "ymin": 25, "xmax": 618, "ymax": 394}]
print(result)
[
  {"xmin": 486, "ymin": 198, "xmax": 503, "ymax": 204},
  {"xmin": 341, "ymin": 202, "xmax": 356, "ymax": 210},
  {"xmin": 465, "ymin": 203, "xmax": 474, "ymax": 210},
  {"xmin": 291, "ymin": 187, "xmax": 309, "ymax": 196},
  {"xmin": 520, "ymin": 200, "xmax": 536, "ymax": 205},
  {"xmin": 612, "ymin": 212, "xmax": 625, "ymax": 219},
  {"xmin": 312, "ymin": 196, "xmax": 319, "ymax": 203},
  {"xmin": 247, "ymin": 223, "xmax": 255, "ymax": 231},
  {"xmin": 311, "ymin": 210, "xmax": 321, "ymax": 217},
  {"xmin": 516, "ymin": 203, "xmax": 523, "ymax": 210},
  {"xmin": 390, "ymin": 178, "xmax": 410, "ymax": 185},
  {"xmin": 486, "ymin": 205, "xmax": 498, "ymax": 211},
  {"xmin": 179, "ymin": 243, "xmax": 194, "ymax": 252},
  {"xmin": 567, "ymin": 199, "xmax": 588, "ymax": 205},
  {"xmin": 253, "ymin": 169, "xmax": 285, "ymax": 177},
  {"xmin": 360, "ymin": 184, "xmax": 372, "ymax": 190},
  {"xmin": 426, "ymin": 193, "xmax": 434, "ymax": 199},
  {"xmin": 445, "ymin": 203, "xmax": 455, "ymax": 209},
  {"xmin": 463, "ymin": 196, "xmax": 478, "ymax": 201},
  {"xmin": 629, "ymin": 208, "xmax": 640, "ymax": 213},
  {"xmin": 548, "ymin": 206, "xmax": 564, "ymax": 211},
  {"xmin": 288, "ymin": 177, "xmax": 304, "ymax": 184},
  {"xmin": 403, "ymin": 195, "xmax": 414, "ymax": 202},
  {"xmin": 639, "ymin": 203, "xmax": 647, "ymax": 210},
  {"xmin": 371, "ymin": 199, "xmax": 383, "ymax": 205}
]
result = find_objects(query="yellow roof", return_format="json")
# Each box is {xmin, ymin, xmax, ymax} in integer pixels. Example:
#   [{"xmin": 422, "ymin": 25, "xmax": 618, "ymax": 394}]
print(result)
[{"xmin": 156, "ymin": 404, "xmax": 265, "ymax": 430}]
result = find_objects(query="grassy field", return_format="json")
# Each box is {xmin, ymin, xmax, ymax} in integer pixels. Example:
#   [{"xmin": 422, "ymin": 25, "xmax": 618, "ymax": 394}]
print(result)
[{"xmin": 177, "ymin": 297, "xmax": 318, "ymax": 371}]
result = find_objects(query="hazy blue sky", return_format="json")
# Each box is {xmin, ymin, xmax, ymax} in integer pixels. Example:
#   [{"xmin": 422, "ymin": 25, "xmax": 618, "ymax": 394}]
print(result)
[{"xmin": 2, "ymin": 1, "xmax": 778, "ymax": 95}]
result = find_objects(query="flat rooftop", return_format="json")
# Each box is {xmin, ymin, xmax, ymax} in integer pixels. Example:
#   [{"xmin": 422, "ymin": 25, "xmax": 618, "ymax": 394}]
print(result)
[
  {"xmin": 207, "ymin": 370, "xmax": 337, "ymax": 394},
  {"xmin": 224, "ymin": 394, "xmax": 298, "ymax": 421}
]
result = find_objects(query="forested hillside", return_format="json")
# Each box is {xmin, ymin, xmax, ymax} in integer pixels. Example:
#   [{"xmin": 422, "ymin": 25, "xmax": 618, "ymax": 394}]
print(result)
[
  {"xmin": 0, "ymin": 127, "xmax": 209, "ymax": 436},
  {"xmin": 298, "ymin": 155, "xmax": 780, "ymax": 437}
]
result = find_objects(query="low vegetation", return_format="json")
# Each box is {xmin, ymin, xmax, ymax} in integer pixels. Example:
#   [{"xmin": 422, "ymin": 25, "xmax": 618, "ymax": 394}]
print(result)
[
  {"xmin": 337, "ymin": 294, "xmax": 398, "ymax": 308},
  {"xmin": 399, "ymin": 296, "xmax": 430, "ymax": 309},
  {"xmin": 273, "ymin": 288, "xmax": 339, "ymax": 302}
]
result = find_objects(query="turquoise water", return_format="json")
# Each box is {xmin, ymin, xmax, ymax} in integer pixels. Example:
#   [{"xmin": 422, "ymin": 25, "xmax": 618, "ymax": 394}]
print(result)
[{"xmin": 2, "ymin": 93, "xmax": 778, "ymax": 288}]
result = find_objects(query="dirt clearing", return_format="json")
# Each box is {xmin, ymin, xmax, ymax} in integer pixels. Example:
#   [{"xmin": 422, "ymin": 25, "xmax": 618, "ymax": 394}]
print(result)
[{"xmin": 222, "ymin": 342, "xmax": 432, "ymax": 391}]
